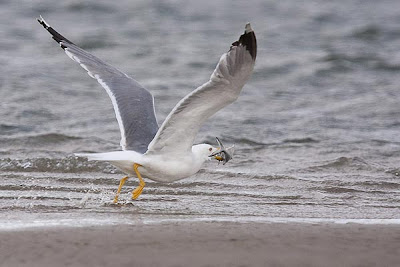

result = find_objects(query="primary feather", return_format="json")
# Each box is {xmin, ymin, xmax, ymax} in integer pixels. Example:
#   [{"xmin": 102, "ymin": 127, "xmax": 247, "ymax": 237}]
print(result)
[
  {"xmin": 147, "ymin": 23, "xmax": 256, "ymax": 154},
  {"xmin": 37, "ymin": 16, "xmax": 158, "ymax": 153}
]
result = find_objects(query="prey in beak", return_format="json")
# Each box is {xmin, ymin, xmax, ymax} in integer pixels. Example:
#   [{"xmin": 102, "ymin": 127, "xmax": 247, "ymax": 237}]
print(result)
[{"xmin": 209, "ymin": 137, "xmax": 234, "ymax": 165}]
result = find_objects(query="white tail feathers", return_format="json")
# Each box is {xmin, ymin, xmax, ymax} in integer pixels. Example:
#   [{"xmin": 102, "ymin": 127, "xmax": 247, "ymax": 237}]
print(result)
[{"xmin": 75, "ymin": 151, "xmax": 143, "ymax": 163}]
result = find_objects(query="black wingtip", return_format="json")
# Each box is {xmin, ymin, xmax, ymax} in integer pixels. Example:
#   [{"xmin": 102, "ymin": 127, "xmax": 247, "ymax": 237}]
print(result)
[
  {"xmin": 231, "ymin": 23, "xmax": 257, "ymax": 60},
  {"xmin": 37, "ymin": 15, "xmax": 74, "ymax": 50}
]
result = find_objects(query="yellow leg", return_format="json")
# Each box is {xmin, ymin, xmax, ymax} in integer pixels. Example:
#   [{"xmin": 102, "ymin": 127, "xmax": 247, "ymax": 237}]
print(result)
[
  {"xmin": 131, "ymin": 163, "xmax": 145, "ymax": 200},
  {"xmin": 113, "ymin": 176, "xmax": 129, "ymax": 203}
]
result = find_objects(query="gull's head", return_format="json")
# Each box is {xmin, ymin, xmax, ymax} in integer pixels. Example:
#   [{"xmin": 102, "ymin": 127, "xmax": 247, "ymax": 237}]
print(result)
[
  {"xmin": 192, "ymin": 138, "xmax": 234, "ymax": 165},
  {"xmin": 192, "ymin": 144, "xmax": 219, "ymax": 160}
]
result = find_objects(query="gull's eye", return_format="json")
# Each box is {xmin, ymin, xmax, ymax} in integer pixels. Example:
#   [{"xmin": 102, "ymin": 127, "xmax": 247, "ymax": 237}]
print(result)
[{"xmin": 209, "ymin": 147, "xmax": 212, "ymax": 152}]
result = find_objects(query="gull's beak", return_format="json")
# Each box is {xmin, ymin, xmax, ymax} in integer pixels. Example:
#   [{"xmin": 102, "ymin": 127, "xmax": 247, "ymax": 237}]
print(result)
[{"xmin": 209, "ymin": 137, "xmax": 234, "ymax": 165}]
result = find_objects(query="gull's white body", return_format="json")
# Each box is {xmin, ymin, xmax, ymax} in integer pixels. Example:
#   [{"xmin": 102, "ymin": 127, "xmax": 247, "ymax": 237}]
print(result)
[
  {"xmin": 78, "ymin": 144, "xmax": 213, "ymax": 182},
  {"xmin": 38, "ymin": 16, "xmax": 257, "ymax": 186}
]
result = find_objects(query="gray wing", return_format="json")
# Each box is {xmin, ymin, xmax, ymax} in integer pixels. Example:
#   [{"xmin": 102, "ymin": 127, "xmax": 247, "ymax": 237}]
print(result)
[
  {"xmin": 147, "ymin": 23, "xmax": 256, "ymax": 154},
  {"xmin": 37, "ymin": 16, "xmax": 158, "ymax": 153}
]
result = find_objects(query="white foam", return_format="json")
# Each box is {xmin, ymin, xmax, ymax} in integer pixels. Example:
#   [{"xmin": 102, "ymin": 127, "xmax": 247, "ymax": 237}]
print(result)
[{"xmin": 1, "ymin": 216, "xmax": 399, "ymax": 231}]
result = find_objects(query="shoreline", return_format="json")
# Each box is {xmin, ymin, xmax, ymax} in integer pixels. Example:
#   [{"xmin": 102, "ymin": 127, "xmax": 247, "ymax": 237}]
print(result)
[
  {"xmin": 1, "ymin": 213, "xmax": 400, "ymax": 231},
  {"xmin": 1, "ymin": 220, "xmax": 399, "ymax": 267}
]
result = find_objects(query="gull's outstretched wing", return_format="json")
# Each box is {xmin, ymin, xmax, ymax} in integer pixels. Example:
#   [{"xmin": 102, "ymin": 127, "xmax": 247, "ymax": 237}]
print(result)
[
  {"xmin": 147, "ymin": 23, "xmax": 256, "ymax": 154},
  {"xmin": 37, "ymin": 16, "xmax": 158, "ymax": 153}
]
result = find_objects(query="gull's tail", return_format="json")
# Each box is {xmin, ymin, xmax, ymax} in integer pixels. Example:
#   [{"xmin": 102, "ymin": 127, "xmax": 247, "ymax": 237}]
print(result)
[
  {"xmin": 75, "ymin": 151, "xmax": 143, "ymax": 163},
  {"xmin": 75, "ymin": 151, "xmax": 144, "ymax": 175}
]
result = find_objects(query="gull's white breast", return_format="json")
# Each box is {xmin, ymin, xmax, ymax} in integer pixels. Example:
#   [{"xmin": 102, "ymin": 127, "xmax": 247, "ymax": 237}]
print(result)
[{"xmin": 139, "ymin": 153, "xmax": 203, "ymax": 182}]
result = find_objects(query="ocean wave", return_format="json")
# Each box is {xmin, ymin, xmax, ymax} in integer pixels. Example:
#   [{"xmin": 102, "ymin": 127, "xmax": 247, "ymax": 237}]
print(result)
[
  {"xmin": 66, "ymin": 2, "xmax": 116, "ymax": 13},
  {"xmin": 204, "ymin": 169, "xmax": 297, "ymax": 181},
  {"xmin": 317, "ymin": 186, "xmax": 369, "ymax": 194},
  {"xmin": 201, "ymin": 136, "xmax": 267, "ymax": 149},
  {"xmin": 306, "ymin": 157, "xmax": 375, "ymax": 172},
  {"xmin": 77, "ymin": 36, "xmax": 117, "ymax": 50},
  {"xmin": 349, "ymin": 24, "xmax": 400, "ymax": 43},
  {"xmin": 1, "ymin": 133, "xmax": 82, "ymax": 144},
  {"xmin": 353, "ymin": 180, "xmax": 400, "ymax": 189},
  {"xmin": 319, "ymin": 51, "xmax": 400, "ymax": 72},
  {"xmin": 227, "ymin": 137, "xmax": 267, "ymax": 147},
  {"xmin": 0, "ymin": 157, "xmax": 116, "ymax": 173},
  {"xmin": 27, "ymin": 133, "xmax": 82, "ymax": 143},
  {"xmin": 385, "ymin": 168, "xmax": 400, "ymax": 177},
  {"xmin": 320, "ymin": 52, "xmax": 378, "ymax": 66},
  {"xmin": 251, "ymin": 63, "xmax": 298, "ymax": 80},
  {"xmin": 0, "ymin": 124, "xmax": 33, "ymax": 135},
  {"xmin": 350, "ymin": 25, "xmax": 382, "ymax": 41},
  {"xmin": 282, "ymin": 137, "xmax": 319, "ymax": 144}
]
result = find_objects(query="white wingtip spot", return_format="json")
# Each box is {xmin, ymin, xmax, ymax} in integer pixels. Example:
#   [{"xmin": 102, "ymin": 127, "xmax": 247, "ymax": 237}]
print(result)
[{"xmin": 245, "ymin": 23, "xmax": 253, "ymax": 33}]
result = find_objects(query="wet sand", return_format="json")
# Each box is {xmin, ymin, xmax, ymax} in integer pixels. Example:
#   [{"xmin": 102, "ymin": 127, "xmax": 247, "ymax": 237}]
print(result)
[{"xmin": 1, "ymin": 221, "xmax": 399, "ymax": 267}]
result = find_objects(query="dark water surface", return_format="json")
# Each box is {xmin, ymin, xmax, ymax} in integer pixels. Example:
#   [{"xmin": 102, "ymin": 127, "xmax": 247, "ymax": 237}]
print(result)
[{"xmin": 1, "ymin": 0, "xmax": 400, "ymax": 228}]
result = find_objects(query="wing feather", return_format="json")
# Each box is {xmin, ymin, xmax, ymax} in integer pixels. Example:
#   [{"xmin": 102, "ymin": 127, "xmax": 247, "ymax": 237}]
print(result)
[
  {"xmin": 37, "ymin": 16, "xmax": 158, "ymax": 153},
  {"xmin": 147, "ymin": 24, "xmax": 256, "ymax": 154}
]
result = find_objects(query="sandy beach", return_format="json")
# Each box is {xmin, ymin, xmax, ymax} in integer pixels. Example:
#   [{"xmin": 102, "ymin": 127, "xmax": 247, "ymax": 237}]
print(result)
[{"xmin": 1, "ymin": 221, "xmax": 399, "ymax": 267}]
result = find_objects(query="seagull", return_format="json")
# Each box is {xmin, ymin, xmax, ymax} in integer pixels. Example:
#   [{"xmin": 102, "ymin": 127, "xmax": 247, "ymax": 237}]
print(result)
[{"xmin": 37, "ymin": 16, "xmax": 257, "ymax": 203}]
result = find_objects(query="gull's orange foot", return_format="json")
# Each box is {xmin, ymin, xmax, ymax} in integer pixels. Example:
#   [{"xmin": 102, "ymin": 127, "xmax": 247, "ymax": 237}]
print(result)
[{"xmin": 132, "ymin": 184, "xmax": 145, "ymax": 200}]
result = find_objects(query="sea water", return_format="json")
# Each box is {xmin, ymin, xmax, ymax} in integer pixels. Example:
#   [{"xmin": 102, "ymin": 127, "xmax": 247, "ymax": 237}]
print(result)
[{"xmin": 1, "ymin": 0, "xmax": 400, "ymax": 228}]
